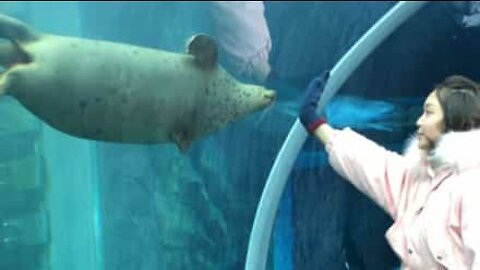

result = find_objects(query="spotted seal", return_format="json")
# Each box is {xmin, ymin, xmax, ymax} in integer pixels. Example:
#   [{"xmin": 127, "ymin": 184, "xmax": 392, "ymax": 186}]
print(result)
[{"xmin": 0, "ymin": 14, "xmax": 276, "ymax": 151}]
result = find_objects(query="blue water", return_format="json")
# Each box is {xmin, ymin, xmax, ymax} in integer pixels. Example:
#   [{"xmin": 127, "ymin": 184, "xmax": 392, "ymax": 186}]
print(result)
[{"xmin": 0, "ymin": 1, "xmax": 478, "ymax": 270}]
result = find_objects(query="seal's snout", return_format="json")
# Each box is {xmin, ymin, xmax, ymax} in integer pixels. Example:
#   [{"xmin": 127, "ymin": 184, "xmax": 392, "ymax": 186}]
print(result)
[{"xmin": 263, "ymin": 90, "xmax": 276, "ymax": 103}]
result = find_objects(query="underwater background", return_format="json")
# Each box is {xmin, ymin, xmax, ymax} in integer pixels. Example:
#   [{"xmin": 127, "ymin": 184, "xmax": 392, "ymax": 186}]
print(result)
[{"xmin": 0, "ymin": 1, "xmax": 479, "ymax": 270}]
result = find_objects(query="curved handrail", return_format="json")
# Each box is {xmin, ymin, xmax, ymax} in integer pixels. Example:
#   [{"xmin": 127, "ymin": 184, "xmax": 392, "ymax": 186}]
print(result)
[{"xmin": 245, "ymin": 2, "xmax": 430, "ymax": 270}]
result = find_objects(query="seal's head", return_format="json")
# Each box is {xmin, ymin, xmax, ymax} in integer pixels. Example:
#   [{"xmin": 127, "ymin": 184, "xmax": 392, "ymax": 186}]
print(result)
[
  {"xmin": 206, "ymin": 64, "xmax": 276, "ymax": 122},
  {"xmin": 191, "ymin": 65, "xmax": 276, "ymax": 144},
  {"xmin": 181, "ymin": 33, "xmax": 277, "ymax": 151}
]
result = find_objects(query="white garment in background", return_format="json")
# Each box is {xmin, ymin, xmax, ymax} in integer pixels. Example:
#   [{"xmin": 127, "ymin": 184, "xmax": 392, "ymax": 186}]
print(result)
[
  {"xmin": 209, "ymin": 1, "xmax": 272, "ymax": 82},
  {"xmin": 449, "ymin": 1, "xmax": 480, "ymax": 28},
  {"xmin": 463, "ymin": 1, "xmax": 480, "ymax": 27}
]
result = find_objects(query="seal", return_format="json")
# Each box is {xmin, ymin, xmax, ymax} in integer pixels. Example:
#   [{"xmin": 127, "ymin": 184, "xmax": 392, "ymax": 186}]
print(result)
[{"xmin": 0, "ymin": 14, "xmax": 276, "ymax": 151}]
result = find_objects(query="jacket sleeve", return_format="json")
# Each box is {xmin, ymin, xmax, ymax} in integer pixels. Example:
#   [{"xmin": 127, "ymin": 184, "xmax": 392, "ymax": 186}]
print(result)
[
  {"xmin": 461, "ymin": 185, "xmax": 480, "ymax": 269},
  {"xmin": 325, "ymin": 128, "xmax": 410, "ymax": 219}
]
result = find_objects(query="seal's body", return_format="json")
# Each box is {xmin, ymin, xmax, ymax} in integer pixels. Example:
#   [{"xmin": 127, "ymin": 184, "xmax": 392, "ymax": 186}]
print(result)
[{"xmin": 0, "ymin": 14, "xmax": 275, "ymax": 151}]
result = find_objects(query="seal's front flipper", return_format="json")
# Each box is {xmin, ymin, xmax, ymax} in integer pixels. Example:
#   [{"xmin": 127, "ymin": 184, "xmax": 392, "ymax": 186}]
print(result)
[
  {"xmin": 0, "ymin": 68, "xmax": 13, "ymax": 95},
  {"xmin": 0, "ymin": 64, "xmax": 33, "ymax": 96},
  {"xmin": 186, "ymin": 34, "xmax": 218, "ymax": 69},
  {"xmin": 172, "ymin": 131, "xmax": 192, "ymax": 153},
  {"xmin": 0, "ymin": 14, "xmax": 40, "ymax": 43},
  {"xmin": 0, "ymin": 42, "xmax": 30, "ymax": 68}
]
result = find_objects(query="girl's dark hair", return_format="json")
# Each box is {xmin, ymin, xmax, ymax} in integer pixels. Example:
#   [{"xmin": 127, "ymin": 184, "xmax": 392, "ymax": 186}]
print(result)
[{"xmin": 435, "ymin": 75, "xmax": 480, "ymax": 132}]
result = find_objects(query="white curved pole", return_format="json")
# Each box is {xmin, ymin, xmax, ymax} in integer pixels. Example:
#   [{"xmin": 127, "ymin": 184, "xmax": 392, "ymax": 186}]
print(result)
[{"xmin": 245, "ymin": 2, "xmax": 430, "ymax": 270}]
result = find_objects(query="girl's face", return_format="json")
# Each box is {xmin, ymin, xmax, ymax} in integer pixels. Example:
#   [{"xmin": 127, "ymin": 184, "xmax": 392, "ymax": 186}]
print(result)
[{"xmin": 416, "ymin": 90, "xmax": 445, "ymax": 151}]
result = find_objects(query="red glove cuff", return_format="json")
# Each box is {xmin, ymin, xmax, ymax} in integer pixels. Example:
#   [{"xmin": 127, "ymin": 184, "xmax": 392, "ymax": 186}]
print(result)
[{"xmin": 307, "ymin": 117, "xmax": 327, "ymax": 134}]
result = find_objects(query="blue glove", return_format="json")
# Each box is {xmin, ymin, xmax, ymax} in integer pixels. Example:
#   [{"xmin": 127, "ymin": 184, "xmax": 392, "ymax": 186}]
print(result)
[{"xmin": 299, "ymin": 71, "xmax": 330, "ymax": 134}]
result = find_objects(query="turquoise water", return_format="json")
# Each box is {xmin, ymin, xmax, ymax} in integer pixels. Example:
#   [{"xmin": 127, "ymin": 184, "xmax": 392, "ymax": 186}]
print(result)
[{"xmin": 0, "ymin": 2, "xmax": 478, "ymax": 270}]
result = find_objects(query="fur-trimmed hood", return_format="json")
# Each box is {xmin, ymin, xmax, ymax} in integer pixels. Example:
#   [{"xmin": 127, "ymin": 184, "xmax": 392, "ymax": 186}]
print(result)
[{"xmin": 402, "ymin": 128, "xmax": 480, "ymax": 174}]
